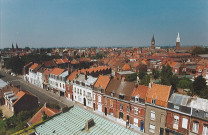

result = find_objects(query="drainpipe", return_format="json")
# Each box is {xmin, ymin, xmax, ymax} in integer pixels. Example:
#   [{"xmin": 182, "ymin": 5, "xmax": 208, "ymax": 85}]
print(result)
[{"xmin": 189, "ymin": 107, "xmax": 192, "ymax": 135}]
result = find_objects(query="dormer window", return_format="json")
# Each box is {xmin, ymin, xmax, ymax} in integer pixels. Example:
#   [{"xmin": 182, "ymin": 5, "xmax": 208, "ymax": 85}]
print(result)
[
  {"xmin": 135, "ymin": 95, "xmax": 139, "ymax": 103},
  {"xmin": 174, "ymin": 105, "xmax": 179, "ymax": 110},
  {"xmin": 111, "ymin": 92, "xmax": 114, "ymax": 97},
  {"xmin": 152, "ymin": 99, "xmax": 156, "ymax": 105},
  {"xmin": 119, "ymin": 94, "xmax": 124, "ymax": 100}
]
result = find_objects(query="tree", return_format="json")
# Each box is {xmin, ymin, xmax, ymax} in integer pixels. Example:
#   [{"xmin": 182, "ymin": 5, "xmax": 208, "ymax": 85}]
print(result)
[
  {"xmin": 138, "ymin": 71, "xmax": 147, "ymax": 81},
  {"xmin": 191, "ymin": 47, "xmax": 208, "ymax": 55},
  {"xmin": 152, "ymin": 69, "xmax": 160, "ymax": 80},
  {"xmin": 125, "ymin": 73, "xmax": 137, "ymax": 82},
  {"xmin": 170, "ymin": 75, "xmax": 179, "ymax": 91},
  {"xmin": 178, "ymin": 77, "xmax": 192, "ymax": 89},
  {"xmin": 160, "ymin": 65, "xmax": 173, "ymax": 85},
  {"xmin": 193, "ymin": 75, "xmax": 207, "ymax": 95},
  {"xmin": 0, "ymin": 109, "xmax": 2, "ymax": 118},
  {"xmin": 140, "ymin": 75, "xmax": 150, "ymax": 86}
]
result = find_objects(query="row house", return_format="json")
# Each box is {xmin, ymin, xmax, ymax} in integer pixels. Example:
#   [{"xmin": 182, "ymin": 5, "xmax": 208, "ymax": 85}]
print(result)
[
  {"xmin": 195, "ymin": 65, "xmax": 208, "ymax": 84},
  {"xmin": 42, "ymin": 68, "xmax": 53, "ymax": 89},
  {"xmin": 65, "ymin": 71, "xmax": 79, "ymax": 101},
  {"xmin": 4, "ymin": 91, "xmax": 38, "ymax": 114},
  {"xmin": 130, "ymin": 85, "xmax": 149, "ymax": 132},
  {"xmin": 188, "ymin": 97, "xmax": 208, "ymax": 135},
  {"xmin": 145, "ymin": 83, "xmax": 172, "ymax": 135},
  {"xmin": 36, "ymin": 67, "xmax": 46, "ymax": 88},
  {"xmin": 25, "ymin": 63, "xmax": 39, "ymax": 84},
  {"xmin": 48, "ymin": 68, "xmax": 68, "ymax": 96},
  {"xmin": 166, "ymin": 93, "xmax": 191, "ymax": 135},
  {"xmin": 103, "ymin": 79, "xmax": 136, "ymax": 127},
  {"xmin": 73, "ymin": 74, "xmax": 97, "ymax": 110},
  {"xmin": 92, "ymin": 75, "xmax": 111, "ymax": 113}
]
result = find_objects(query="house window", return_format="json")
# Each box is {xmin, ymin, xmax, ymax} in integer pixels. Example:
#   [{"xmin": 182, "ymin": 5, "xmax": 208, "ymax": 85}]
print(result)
[
  {"xmin": 135, "ymin": 95, "xmax": 139, "ymax": 102},
  {"xmin": 152, "ymin": 99, "xmax": 156, "ymax": 104},
  {"xmin": 88, "ymin": 100, "xmax": 91, "ymax": 106},
  {"xmin": 174, "ymin": 105, "xmax": 180, "ymax": 110},
  {"xmin": 83, "ymin": 91, "xmax": 85, "ymax": 96},
  {"xmin": 98, "ymin": 95, "xmax": 101, "ymax": 102},
  {"xmin": 192, "ymin": 121, "xmax": 199, "ymax": 133},
  {"xmin": 111, "ymin": 92, "xmax": 114, "ymax": 97},
  {"xmin": 77, "ymin": 89, "xmax": 79, "ymax": 94},
  {"xmin": 151, "ymin": 111, "xmax": 155, "ymax": 120},
  {"xmin": 110, "ymin": 100, "xmax": 113, "ymax": 107},
  {"xmin": 80, "ymin": 89, "xmax": 82, "ymax": 95},
  {"xmin": 74, "ymin": 88, "xmax": 76, "ymax": 93},
  {"xmin": 63, "ymin": 84, "xmax": 65, "ymax": 89},
  {"xmin": 120, "ymin": 103, "xmax": 123, "ymax": 110},
  {"xmin": 127, "ymin": 106, "xmax": 129, "ymax": 112},
  {"xmin": 182, "ymin": 118, "xmax": 188, "ymax": 129},
  {"xmin": 173, "ymin": 115, "xmax": 179, "ymax": 129},
  {"xmin": 203, "ymin": 125, "xmax": 208, "ymax": 135},
  {"xmin": 149, "ymin": 124, "xmax": 155, "ymax": 133},
  {"xmin": 134, "ymin": 118, "xmax": 138, "ymax": 127},
  {"xmin": 134, "ymin": 107, "xmax": 138, "ymax": 115},
  {"xmin": 119, "ymin": 112, "xmax": 123, "ymax": 119},
  {"xmin": 105, "ymin": 99, "xmax": 107, "ymax": 105},
  {"xmin": 60, "ymin": 83, "xmax": 61, "ymax": 87}
]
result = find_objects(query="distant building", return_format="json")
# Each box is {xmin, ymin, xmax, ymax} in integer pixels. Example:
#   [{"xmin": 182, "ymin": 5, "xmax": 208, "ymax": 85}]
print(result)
[
  {"xmin": 176, "ymin": 32, "xmax": 180, "ymax": 50},
  {"xmin": 151, "ymin": 35, "xmax": 155, "ymax": 49}
]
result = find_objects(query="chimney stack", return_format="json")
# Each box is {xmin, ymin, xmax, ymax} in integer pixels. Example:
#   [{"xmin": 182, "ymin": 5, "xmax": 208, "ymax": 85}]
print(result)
[
  {"xmin": 85, "ymin": 74, "xmax": 87, "ymax": 80},
  {"xmin": 149, "ymin": 82, "xmax": 152, "ymax": 89}
]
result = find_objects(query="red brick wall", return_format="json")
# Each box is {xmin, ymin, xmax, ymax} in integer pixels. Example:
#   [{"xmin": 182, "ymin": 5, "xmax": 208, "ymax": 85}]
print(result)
[
  {"xmin": 190, "ymin": 118, "xmax": 208, "ymax": 134},
  {"xmin": 65, "ymin": 84, "xmax": 73, "ymax": 100},
  {"xmin": 130, "ymin": 104, "xmax": 145, "ymax": 127},
  {"xmin": 166, "ymin": 110, "xmax": 190, "ymax": 135}
]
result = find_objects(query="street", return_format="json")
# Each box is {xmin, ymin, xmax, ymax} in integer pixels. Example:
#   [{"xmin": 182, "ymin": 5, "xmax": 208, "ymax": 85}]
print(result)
[{"xmin": 0, "ymin": 70, "xmax": 74, "ymax": 108}]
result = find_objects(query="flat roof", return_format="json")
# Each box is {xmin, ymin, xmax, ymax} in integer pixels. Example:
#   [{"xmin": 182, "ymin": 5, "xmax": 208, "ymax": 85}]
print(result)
[
  {"xmin": 117, "ymin": 71, "xmax": 135, "ymax": 75},
  {"xmin": 35, "ymin": 105, "xmax": 139, "ymax": 135}
]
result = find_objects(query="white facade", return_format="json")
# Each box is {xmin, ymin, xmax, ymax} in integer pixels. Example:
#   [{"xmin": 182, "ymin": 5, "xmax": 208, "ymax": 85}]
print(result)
[
  {"xmin": 36, "ymin": 71, "xmax": 43, "ymax": 88},
  {"xmin": 73, "ymin": 74, "xmax": 97, "ymax": 108},
  {"xmin": 28, "ymin": 69, "xmax": 38, "ymax": 85},
  {"xmin": 48, "ymin": 73, "xmax": 67, "ymax": 93}
]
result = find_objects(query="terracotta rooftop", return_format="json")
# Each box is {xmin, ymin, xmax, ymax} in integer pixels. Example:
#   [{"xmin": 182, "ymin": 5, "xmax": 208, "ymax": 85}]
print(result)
[
  {"xmin": 30, "ymin": 63, "xmax": 38, "ymax": 70},
  {"xmin": 50, "ymin": 68, "xmax": 65, "ymax": 76},
  {"xmin": 28, "ymin": 104, "xmax": 59, "ymax": 126},
  {"xmin": 132, "ymin": 85, "xmax": 149, "ymax": 99},
  {"xmin": 67, "ymin": 71, "xmax": 79, "ymax": 82},
  {"xmin": 94, "ymin": 75, "xmax": 111, "ymax": 90},
  {"xmin": 146, "ymin": 83, "xmax": 172, "ymax": 107},
  {"xmin": 43, "ymin": 68, "xmax": 53, "ymax": 75},
  {"xmin": 56, "ymin": 59, "xmax": 69, "ymax": 64},
  {"xmin": 122, "ymin": 63, "xmax": 130, "ymax": 71},
  {"xmin": 13, "ymin": 91, "xmax": 34, "ymax": 105}
]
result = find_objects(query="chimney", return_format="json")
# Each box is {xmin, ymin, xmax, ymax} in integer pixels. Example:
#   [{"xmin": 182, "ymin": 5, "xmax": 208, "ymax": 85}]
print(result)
[
  {"xmin": 149, "ymin": 82, "xmax": 152, "ymax": 89},
  {"xmin": 84, "ymin": 119, "xmax": 95, "ymax": 130},
  {"xmin": 85, "ymin": 74, "xmax": 87, "ymax": 80}
]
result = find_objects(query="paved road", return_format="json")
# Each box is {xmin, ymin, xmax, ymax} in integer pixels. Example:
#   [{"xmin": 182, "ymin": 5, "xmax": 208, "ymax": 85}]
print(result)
[{"xmin": 0, "ymin": 70, "xmax": 74, "ymax": 108}]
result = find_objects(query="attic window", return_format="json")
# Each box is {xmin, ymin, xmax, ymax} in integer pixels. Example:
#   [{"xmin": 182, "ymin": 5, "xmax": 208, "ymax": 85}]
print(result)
[
  {"xmin": 119, "ymin": 95, "xmax": 124, "ymax": 100},
  {"xmin": 135, "ymin": 95, "xmax": 139, "ymax": 102},
  {"xmin": 111, "ymin": 92, "xmax": 114, "ymax": 97},
  {"xmin": 131, "ymin": 96, "xmax": 135, "ymax": 102},
  {"xmin": 206, "ymin": 113, "xmax": 208, "ymax": 118},
  {"xmin": 152, "ymin": 99, "xmax": 156, "ymax": 105},
  {"xmin": 174, "ymin": 105, "xmax": 180, "ymax": 110}
]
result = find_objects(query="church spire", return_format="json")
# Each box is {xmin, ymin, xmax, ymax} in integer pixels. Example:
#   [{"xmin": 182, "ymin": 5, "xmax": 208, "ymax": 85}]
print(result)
[
  {"xmin": 152, "ymin": 35, "xmax": 155, "ymax": 42},
  {"xmin": 176, "ymin": 32, "xmax": 180, "ymax": 42},
  {"xmin": 151, "ymin": 34, "xmax": 155, "ymax": 49}
]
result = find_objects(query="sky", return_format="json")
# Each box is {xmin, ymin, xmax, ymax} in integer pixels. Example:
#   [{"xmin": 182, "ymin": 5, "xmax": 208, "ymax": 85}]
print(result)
[{"xmin": 0, "ymin": 0, "xmax": 208, "ymax": 48}]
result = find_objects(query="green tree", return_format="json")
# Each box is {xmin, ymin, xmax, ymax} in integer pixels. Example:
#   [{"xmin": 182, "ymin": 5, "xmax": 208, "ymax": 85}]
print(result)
[
  {"xmin": 170, "ymin": 75, "xmax": 179, "ymax": 91},
  {"xmin": 178, "ymin": 78, "xmax": 192, "ymax": 89},
  {"xmin": 140, "ymin": 75, "xmax": 150, "ymax": 86},
  {"xmin": 191, "ymin": 47, "xmax": 207, "ymax": 55},
  {"xmin": 152, "ymin": 69, "xmax": 160, "ymax": 80},
  {"xmin": 41, "ymin": 114, "xmax": 48, "ymax": 121},
  {"xmin": 125, "ymin": 73, "xmax": 137, "ymax": 82},
  {"xmin": 160, "ymin": 65, "xmax": 173, "ymax": 85},
  {"xmin": 138, "ymin": 71, "xmax": 147, "ymax": 80},
  {"xmin": 193, "ymin": 75, "xmax": 207, "ymax": 95}
]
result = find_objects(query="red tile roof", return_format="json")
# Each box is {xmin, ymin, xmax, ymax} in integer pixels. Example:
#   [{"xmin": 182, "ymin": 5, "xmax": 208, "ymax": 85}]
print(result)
[
  {"xmin": 28, "ymin": 105, "xmax": 59, "ymax": 126},
  {"xmin": 43, "ymin": 68, "xmax": 53, "ymax": 75},
  {"xmin": 94, "ymin": 75, "xmax": 110, "ymax": 90},
  {"xmin": 67, "ymin": 71, "xmax": 79, "ymax": 81},
  {"xmin": 50, "ymin": 68, "xmax": 65, "ymax": 76},
  {"xmin": 30, "ymin": 63, "xmax": 38, "ymax": 70},
  {"xmin": 13, "ymin": 91, "xmax": 33, "ymax": 105},
  {"xmin": 146, "ymin": 83, "xmax": 171, "ymax": 107},
  {"xmin": 122, "ymin": 63, "xmax": 130, "ymax": 71},
  {"xmin": 56, "ymin": 59, "xmax": 69, "ymax": 64},
  {"xmin": 132, "ymin": 85, "xmax": 149, "ymax": 99}
]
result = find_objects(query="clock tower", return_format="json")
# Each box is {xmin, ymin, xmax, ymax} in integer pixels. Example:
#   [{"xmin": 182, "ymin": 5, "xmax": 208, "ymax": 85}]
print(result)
[
  {"xmin": 151, "ymin": 35, "xmax": 155, "ymax": 49},
  {"xmin": 176, "ymin": 32, "xmax": 180, "ymax": 50}
]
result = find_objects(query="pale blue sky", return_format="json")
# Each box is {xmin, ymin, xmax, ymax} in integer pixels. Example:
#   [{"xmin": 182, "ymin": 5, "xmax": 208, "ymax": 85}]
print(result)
[{"xmin": 0, "ymin": 0, "xmax": 208, "ymax": 48}]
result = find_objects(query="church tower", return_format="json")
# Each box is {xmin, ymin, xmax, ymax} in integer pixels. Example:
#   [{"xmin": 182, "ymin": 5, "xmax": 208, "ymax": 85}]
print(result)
[
  {"xmin": 151, "ymin": 35, "xmax": 155, "ymax": 49},
  {"xmin": 176, "ymin": 32, "xmax": 180, "ymax": 50}
]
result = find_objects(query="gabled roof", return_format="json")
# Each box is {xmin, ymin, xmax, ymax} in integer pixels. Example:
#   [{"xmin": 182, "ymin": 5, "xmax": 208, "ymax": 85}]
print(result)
[
  {"xmin": 30, "ymin": 63, "xmax": 38, "ymax": 70},
  {"xmin": 105, "ymin": 79, "xmax": 135, "ymax": 101},
  {"xmin": 43, "ymin": 68, "xmax": 53, "ymax": 75},
  {"xmin": 50, "ymin": 68, "xmax": 65, "ymax": 76},
  {"xmin": 122, "ymin": 63, "xmax": 130, "ymax": 71},
  {"xmin": 13, "ymin": 91, "xmax": 34, "ymax": 105},
  {"xmin": 146, "ymin": 83, "xmax": 172, "ymax": 107},
  {"xmin": 42, "ymin": 60, "xmax": 57, "ymax": 68},
  {"xmin": 55, "ymin": 59, "xmax": 69, "ymax": 64},
  {"xmin": 94, "ymin": 75, "xmax": 110, "ymax": 90},
  {"xmin": 67, "ymin": 71, "xmax": 79, "ymax": 82},
  {"xmin": 132, "ymin": 85, "xmax": 149, "ymax": 99},
  {"xmin": 28, "ymin": 105, "xmax": 59, "ymax": 126}
]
